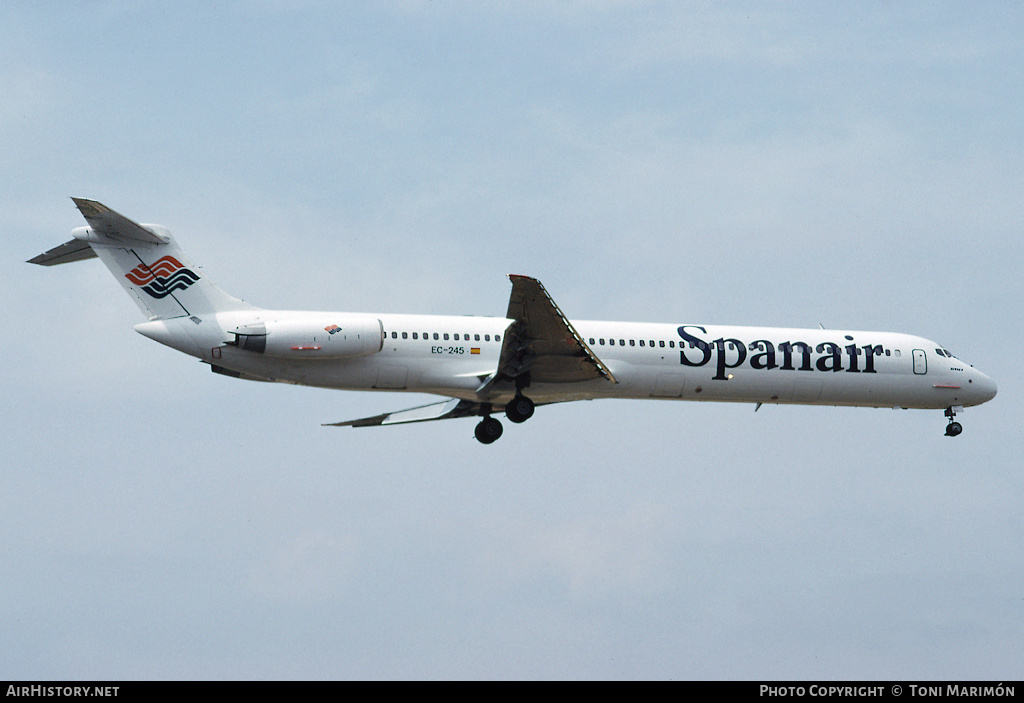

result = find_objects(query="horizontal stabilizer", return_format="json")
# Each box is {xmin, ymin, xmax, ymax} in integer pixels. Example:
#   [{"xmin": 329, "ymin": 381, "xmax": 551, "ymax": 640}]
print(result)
[
  {"xmin": 27, "ymin": 238, "xmax": 98, "ymax": 266},
  {"xmin": 34, "ymin": 198, "xmax": 258, "ymax": 319},
  {"xmin": 71, "ymin": 197, "xmax": 167, "ymax": 244},
  {"xmin": 325, "ymin": 398, "xmax": 479, "ymax": 427}
]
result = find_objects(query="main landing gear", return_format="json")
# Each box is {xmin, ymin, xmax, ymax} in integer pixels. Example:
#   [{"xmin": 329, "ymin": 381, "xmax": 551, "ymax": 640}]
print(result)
[
  {"xmin": 474, "ymin": 416, "xmax": 503, "ymax": 444},
  {"xmin": 504, "ymin": 393, "xmax": 535, "ymax": 424},
  {"xmin": 474, "ymin": 394, "xmax": 536, "ymax": 444},
  {"xmin": 944, "ymin": 406, "xmax": 963, "ymax": 437}
]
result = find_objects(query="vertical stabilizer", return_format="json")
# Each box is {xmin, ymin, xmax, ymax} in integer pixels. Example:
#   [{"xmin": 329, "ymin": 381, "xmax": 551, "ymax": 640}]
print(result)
[{"xmin": 30, "ymin": 198, "xmax": 256, "ymax": 320}]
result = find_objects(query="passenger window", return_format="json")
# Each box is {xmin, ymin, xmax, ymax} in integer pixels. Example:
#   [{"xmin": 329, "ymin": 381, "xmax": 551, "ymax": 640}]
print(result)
[
  {"xmin": 669, "ymin": 341, "xmax": 675, "ymax": 348},
  {"xmin": 484, "ymin": 335, "xmax": 490, "ymax": 342},
  {"xmin": 629, "ymin": 340, "xmax": 635, "ymax": 346},
  {"xmin": 599, "ymin": 339, "xmax": 605, "ymax": 345},
  {"xmin": 495, "ymin": 335, "xmax": 501, "ymax": 342},
  {"xmin": 391, "ymin": 331, "xmax": 397, "ymax": 339},
  {"xmin": 589, "ymin": 338, "xmax": 595, "ymax": 345},
  {"xmin": 401, "ymin": 332, "xmax": 408, "ymax": 339},
  {"xmin": 443, "ymin": 333, "xmax": 449, "ymax": 341},
  {"xmin": 639, "ymin": 340, "xmax": 645, "ymax": 347},
  {"xmin": 659, "ymin": 340, "xmax": 665, "ymax": 348},
  {"xmin": 433, "ymin": 333, "xmax": 439, "ymax": 340},
  {"xmin": 650, "ymin": 340, "xmax": 655, "ymax": 347},
  {"xmin": 475, "ymin": 334, "xmax": 480, "ymax": 341},
  {"xmin": 412, "ymin": 332, "xmax": 418, "ymax": 340}
]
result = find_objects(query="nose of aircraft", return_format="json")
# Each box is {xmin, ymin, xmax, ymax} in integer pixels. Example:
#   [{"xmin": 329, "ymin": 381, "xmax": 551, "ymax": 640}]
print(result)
[{"xmin": 970, "ymin": 369, "xmax": 998, "ymax": 405}]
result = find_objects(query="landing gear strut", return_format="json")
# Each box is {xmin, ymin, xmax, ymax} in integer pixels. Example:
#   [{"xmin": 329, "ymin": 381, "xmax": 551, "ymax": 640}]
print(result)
[
  {"xmin": 944, "ymin": 406, "xmax": 963, "ymax": 437},
  {"xmin": 475, "ymin": 416, "xmax": 503, "ymax": 444},
  {"xmin": 505, "ymin": 393, "xmax": 535, "ymax": 424}
]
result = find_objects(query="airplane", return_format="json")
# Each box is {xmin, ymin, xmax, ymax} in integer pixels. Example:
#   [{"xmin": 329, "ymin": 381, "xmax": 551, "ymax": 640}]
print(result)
[{"xmin": 30, "ymin": 198, "xmax": 997, "ymax": 444}]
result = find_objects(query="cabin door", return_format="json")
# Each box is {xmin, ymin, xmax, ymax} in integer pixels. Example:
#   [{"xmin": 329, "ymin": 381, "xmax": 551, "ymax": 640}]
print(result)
[{"xmin": 912, "ymin": 349, "xmax": 927, "ymax": 375}]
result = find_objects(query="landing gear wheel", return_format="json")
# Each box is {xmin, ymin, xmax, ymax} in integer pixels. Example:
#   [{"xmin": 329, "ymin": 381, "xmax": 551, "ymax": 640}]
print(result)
[
  {"xmin": 475, "ymin": 417, "xmax": 504, "ymax": 444},
  {"xmin": 944, "ymin": 406, "xmax": 964, "ymax": 437},
  {"xmin": 505, "ymin": 394, "xmax": 535, "ymax": 424}
]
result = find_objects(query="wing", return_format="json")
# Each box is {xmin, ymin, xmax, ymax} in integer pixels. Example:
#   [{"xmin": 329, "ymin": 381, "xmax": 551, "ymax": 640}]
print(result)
[
  {"xmin": 324, "ymin": 398, "xmax": 483, "ymax": 427},
  {"xmin": 324, "ymin": 395, "xmax": 572, "ymax": 428},
  {"xmin": 477, "ymin": 274, "xmax": 615, "ymax": 397},
  {"xmin": 329, "ymin": 275, "xmax": 612, "ymax": 428}
]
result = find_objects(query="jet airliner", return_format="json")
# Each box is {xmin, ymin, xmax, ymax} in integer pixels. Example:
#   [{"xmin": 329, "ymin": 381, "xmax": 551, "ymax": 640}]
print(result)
[{"xmin": 30, "ymin": 199, "xmax": 996, "ymax": 443}]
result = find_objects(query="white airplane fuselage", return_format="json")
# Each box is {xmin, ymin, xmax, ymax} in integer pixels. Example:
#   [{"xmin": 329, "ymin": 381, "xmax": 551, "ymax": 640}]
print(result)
[
  {"xmin": 136, "ymin": 309, "xmax": 997, "ymax": 412},
  {"xmin": 32, "ymin": 199, "xmax": 996, "ymax": 443}
]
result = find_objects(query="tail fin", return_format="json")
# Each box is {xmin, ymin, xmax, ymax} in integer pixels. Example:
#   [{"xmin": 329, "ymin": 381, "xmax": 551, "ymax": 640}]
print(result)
[{"xmin": 29, "ymin": 198, "xmax": 255, "ymax": 320}]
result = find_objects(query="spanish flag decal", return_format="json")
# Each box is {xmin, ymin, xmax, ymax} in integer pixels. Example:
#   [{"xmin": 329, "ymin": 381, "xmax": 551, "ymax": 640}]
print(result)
[{"xmin": 470, "ymin": 347, "xmax": 481, "ymax": 355}]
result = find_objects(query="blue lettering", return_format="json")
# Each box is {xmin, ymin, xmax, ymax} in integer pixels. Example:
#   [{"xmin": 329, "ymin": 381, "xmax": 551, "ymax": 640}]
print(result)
[
  {"xmin": 713, "ymin": 338, "xmax": 746, "ymax": 380},
  {"xmin": 677, "ymin": 326, "xmax": 711, "ymax": 367},
  {"xmin": 749, "ymin": 340, "xmax": 778, "ymax": 370},
  {"xmin": 675, "ymin": 326, "xmax": 884, "ymax": 380},
  {"xmin": 780, "ymin": 341, "xmax": 813, "ymax": 371},
  {"xmin": 815, "ymin": 342, "xmax": 843, "ymax": 372}
]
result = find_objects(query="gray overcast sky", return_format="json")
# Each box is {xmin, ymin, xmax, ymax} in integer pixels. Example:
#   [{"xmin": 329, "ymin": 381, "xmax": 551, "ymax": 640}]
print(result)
[{"xmin": 2, "ymin": 1, "xmax": 1021, "ymax": 680}]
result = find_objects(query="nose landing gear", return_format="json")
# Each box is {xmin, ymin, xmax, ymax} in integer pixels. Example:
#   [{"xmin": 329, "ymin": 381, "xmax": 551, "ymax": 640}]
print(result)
[{"xmin": 944, "ymin": 406, "xmax": 963, "ymax": 437}]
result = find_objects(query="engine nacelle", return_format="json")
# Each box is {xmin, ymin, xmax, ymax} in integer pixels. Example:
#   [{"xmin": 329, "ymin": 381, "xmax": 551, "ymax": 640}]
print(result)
[{"xmin": 229, "ymin": 316, "xmax": 384, "ymax": 359}]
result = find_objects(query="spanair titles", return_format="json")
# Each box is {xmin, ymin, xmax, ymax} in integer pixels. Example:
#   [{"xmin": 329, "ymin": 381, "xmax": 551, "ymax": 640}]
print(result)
[{"xmin": 677, "ymin": 325, "xmax": 890, "ymax": 379}]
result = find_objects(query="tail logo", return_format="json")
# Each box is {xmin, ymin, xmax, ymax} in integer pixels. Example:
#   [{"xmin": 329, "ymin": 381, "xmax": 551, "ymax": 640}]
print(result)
[{"xmin": 125, "ymin": 256, "xmax": 200, "ymax": 299}]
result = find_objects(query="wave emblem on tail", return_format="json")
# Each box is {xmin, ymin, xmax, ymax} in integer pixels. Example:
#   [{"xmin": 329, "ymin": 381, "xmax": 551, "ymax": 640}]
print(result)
[
  {"xmin": 29, "ymin": 198, "xmax": 257, "ymax": 320},
  {"xmin": 125, "ymin": 255, "xmax": 200, "ymax": 299}
]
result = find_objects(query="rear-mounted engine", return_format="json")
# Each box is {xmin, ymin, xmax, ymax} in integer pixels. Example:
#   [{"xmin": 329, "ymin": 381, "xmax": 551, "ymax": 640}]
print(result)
[{"xmin": 228, "ymin": 317, "xmax": 384, "ymax": 359}]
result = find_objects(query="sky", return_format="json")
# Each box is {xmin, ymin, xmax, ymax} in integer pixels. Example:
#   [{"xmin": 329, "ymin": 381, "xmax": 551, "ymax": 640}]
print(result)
[{"xmin": 2, "ymin": 1, "xmax": 1022, "ymax": 680}]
